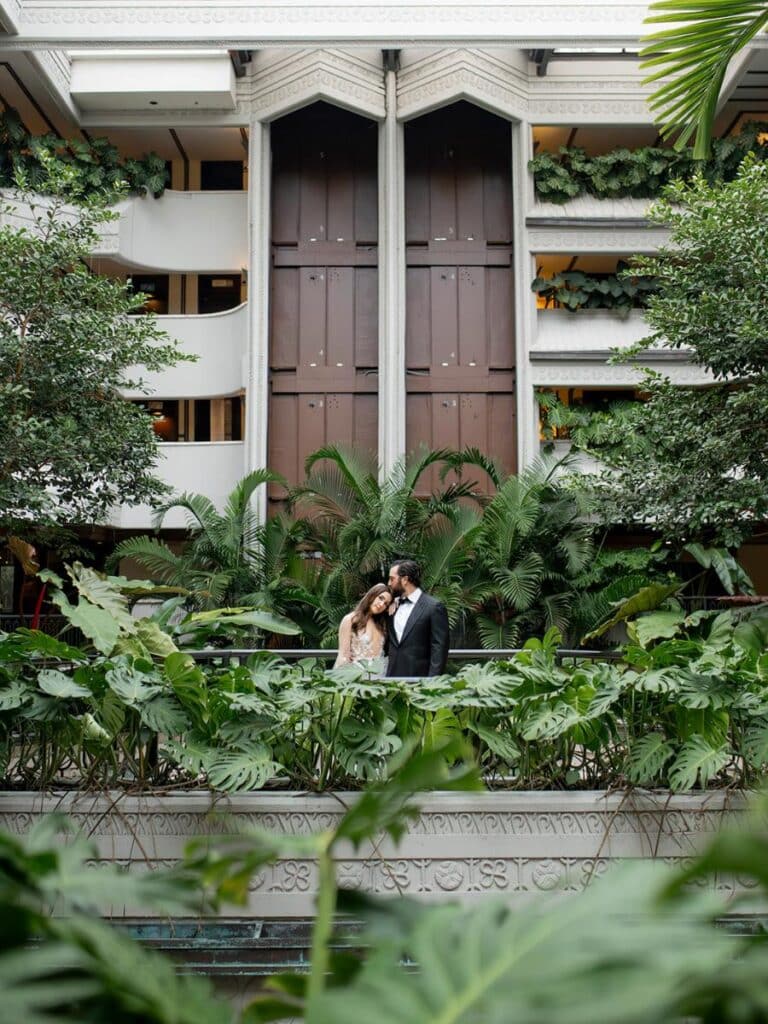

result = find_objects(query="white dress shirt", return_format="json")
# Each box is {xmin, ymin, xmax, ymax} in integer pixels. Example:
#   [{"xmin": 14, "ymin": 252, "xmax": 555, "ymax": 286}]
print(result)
[{"xmin": 394, "ymin": 587, "xmax": 422, "ymax": 641}]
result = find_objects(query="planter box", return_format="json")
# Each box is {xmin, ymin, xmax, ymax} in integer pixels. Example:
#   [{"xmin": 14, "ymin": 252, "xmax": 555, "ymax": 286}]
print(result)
[{"xmin": 0, "ymin": 790, "xmax": 754, "ymax": 917}]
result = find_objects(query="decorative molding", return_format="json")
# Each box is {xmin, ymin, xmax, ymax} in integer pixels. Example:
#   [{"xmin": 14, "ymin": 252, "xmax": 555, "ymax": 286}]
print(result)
[
  {"xmin": 0, "ymin": 0, "xmax": 22, "ymax": 33},
  {"xmin": 14, "ymin": 4, "xmax": 651, "ymax": 49},
  {"xmin": 530, "ymin": 360, "xmax": 713, "ymax": 387},
  {"xmin": 528, "ymin": 226, "xmax": 668, "ymax": 253},
  {"xmin": 27, "ymin": 48, "xmax": 81, "ymax": 122},
  {"xmin": 242, "ymin": 48, "xmax": 385, "ymax": 122},
  {"xmin": 1, "ymin": 790, "xmax": 752, "ymax": 917},
  {"xmin": 397, "ymin": 48, "xmax": 528, "ymax": 122}
]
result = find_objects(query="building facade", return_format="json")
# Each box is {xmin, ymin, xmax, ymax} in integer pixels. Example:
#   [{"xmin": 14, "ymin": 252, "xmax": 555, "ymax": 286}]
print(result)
[{"xmin": 0, "ymin": 2, "xmax": 765, "ymax": 533}]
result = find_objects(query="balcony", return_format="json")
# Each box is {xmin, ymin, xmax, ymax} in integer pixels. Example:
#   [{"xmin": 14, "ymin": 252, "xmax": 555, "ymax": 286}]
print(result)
[
  {"xmin": 123, "ymin": 303, "xmax": 247, "ymax": 399},
  {"xmin": 111, "ymin": 441, "xmax": 245, "ymax": 530},
  {"xmin": 533, "ymin": 308, "xmax": 649, "ymax": 353},
  {"xmin": 94, "ymin": 190, "xmax": 248, "ymax": 272}
]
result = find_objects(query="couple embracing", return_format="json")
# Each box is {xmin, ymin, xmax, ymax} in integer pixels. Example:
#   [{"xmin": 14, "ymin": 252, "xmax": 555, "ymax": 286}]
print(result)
[{"xmin": 335, "ymin": 560, "xmax": 450, "ymax": 677}]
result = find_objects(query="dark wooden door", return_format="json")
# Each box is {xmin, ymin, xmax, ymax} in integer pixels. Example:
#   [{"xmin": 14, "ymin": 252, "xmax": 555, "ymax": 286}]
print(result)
[
  {"xmin": 405, "ymin": 102, "xmax": 515, "ymax": 493},
  {"xmin": 269, "ymin": 103, "xmax": 378, "ymax": 498}
]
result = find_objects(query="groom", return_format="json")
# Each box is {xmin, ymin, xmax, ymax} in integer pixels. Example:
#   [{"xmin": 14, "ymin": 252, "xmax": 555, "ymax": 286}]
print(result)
[{"xmin": 386, "ymin": 559, "xmax": 449, "ymax": 677}]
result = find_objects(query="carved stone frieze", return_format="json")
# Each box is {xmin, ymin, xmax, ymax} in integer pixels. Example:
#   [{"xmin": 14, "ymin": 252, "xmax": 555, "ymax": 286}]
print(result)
[
  {"xmin": 397, "ymin": 48, "xmax": 528, "ymax": 121},
  {"xmin": 242, "ymin": 48, "xmax": 385, "ymax": 121},
  {"xmin": 528, "ymin": 226, "xmax": 669, "ymax": 253},
  {"xmin": 15, "ymin": 5, "xmax": 651, "ymax": 47},
  {"xmin": 0, "ymin": 791, "xmax": 752, "ymax": 917}
]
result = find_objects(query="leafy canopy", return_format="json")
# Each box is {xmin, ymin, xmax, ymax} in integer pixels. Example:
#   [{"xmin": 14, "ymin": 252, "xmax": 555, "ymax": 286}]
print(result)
[
  {"xmin": 0, "ymin": 159, "xmax": 187, "ymax": 538},
  {"xmin": 572, "ymin": 159, "xmax": 768, "ymax": 548}
]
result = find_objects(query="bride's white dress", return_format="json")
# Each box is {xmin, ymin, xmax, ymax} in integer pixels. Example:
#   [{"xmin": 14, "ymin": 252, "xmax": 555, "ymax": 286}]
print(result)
[{"xmin": 334, "ymin": 613, "xmax": 385, "ymax": 667}]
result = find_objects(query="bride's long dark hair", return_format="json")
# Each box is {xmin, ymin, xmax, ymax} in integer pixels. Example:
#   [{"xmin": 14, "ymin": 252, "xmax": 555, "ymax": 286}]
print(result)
[{"xmin": 351, "ymin": 583, "xmax": 392, "ymax": 632}]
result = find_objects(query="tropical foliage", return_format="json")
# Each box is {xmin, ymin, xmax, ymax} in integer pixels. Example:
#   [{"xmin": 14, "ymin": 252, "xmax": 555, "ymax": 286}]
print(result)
[
  {"xmin": 8, "ymin": 745, "xmax": 768, "ymax": 1024},
  {"xmin": 2, "ymin": 588, "xmax": 767, "ymax": 793},
  {"xmin": 558, "ymin": 159, "xmax": 768, "ymax": 548},
  {"xmin": 108, "ymin": 469, "xmax": 315, "ymax": 619},
  {"xmin": 0, "ymin": 106, "xmax": 169, "ymax": 198},
  {"xmin": 531, "ymin": 266, "xmax": 659, "ymax": 311},
  {"xmin": 641, "ymin": 0, "xmax": 768, "ymax": 157},
  {"xmin": 0, "ymin": 160, "xmax": 187, "ymax": 540},
  {"xmin": 529, "ymin": 121, "xmax": 768, "ymax": 202}
]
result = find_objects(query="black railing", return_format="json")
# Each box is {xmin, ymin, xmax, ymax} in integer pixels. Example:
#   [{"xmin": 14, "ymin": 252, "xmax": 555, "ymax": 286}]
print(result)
[
  {"xmin": 182, "ymin": 647, "xmax": 621, "ymax": 665},
  {"xmin": 0, "ymin": 614, "xmax": 84, "ymax": 646}
]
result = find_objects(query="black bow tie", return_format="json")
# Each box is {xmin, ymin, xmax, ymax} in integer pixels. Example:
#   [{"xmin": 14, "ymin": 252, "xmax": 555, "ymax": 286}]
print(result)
[{"xmin": 399, "ymin": 597, "xmax": 411, "ymax": 605}]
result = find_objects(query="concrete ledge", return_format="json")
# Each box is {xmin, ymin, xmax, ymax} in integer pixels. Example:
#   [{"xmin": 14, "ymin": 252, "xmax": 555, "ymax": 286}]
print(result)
[{"xmin": 0, "ymin": 790, "xmax": 753, "ymax": 916}]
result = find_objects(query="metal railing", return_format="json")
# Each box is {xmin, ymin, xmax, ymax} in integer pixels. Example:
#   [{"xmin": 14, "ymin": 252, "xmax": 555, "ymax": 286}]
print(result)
[{"xmin": 182, "ymin": 647, "xmax": 621, "ymax": 665}]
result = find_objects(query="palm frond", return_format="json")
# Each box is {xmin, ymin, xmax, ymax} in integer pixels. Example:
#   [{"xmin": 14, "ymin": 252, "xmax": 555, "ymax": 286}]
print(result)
[
  {"xmin": 108, "ymin": 537, "xmax": 185, "ymax": 584},
  {"xmin": 151, "ymin": 491, "xmax": 221, "ymax": 542},
  {"xmin": 641, "ymin": 0, "xmax": 768, "ymax": 156}
]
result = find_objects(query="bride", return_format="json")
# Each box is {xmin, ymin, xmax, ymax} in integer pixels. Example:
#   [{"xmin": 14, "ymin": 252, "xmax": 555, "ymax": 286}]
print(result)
[{"xmin": 334, "ymin": 583, "xmax": 393, "ymax": 667}]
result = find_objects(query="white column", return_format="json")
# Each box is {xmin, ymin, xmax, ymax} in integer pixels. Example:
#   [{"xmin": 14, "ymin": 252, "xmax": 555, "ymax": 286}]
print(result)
[
  {"xmin": 377, "ymin": 67, "xmax": 406, "ymax": 478},
  {"xmin": 247, "ymin": 119, "xmax": 271, "ymax": 521},
  {"xmin": 511, "ymin": 119, "xmax": 537, "ymax": 470}
]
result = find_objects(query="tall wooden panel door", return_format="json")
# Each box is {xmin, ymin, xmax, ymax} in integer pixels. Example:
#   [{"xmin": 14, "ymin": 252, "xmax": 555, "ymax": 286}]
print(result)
[
  {"xmin": 405, "ymin": 102, "xmax": 515, "ymax": 494},
  {"xmin": 268, "ymin": 103, "xmax": 378, "ymax": 501}
]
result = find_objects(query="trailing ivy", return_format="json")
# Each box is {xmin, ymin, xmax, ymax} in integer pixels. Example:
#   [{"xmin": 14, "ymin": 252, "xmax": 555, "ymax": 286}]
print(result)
[
  {"xmin": 531, "ymin": 264, "xmax": 659, "ymax": 311},
  {"xmin": 0, "ymin": 107, "xmax": 169, "ymax": 198},
  {"xmin": 530, "ymin": 121, "xmax": 768, "ymax": 203}
]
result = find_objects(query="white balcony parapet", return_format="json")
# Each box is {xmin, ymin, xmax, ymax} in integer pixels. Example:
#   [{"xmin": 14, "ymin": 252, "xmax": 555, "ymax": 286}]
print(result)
[
  {"xmin": 123, "ymin": 303, "xmax": 247, "ymax": 400},
  {"xmin": 529, "ymin": 195, "xmax": 654, "ymax": 223},
  {"xmin": 93, "ymin": 190, "xmax": 248, "ymax": 272},
  {"xmin": 534, "ymin": 308, "xmax": 650, "ymax": 352},
  {"xmin": 110, "ymin": 441, "xmax": 244, "ymax": 530},
  {"xmin": 531, "ymin": 309, "xmax": 711, "ymax": 387}
]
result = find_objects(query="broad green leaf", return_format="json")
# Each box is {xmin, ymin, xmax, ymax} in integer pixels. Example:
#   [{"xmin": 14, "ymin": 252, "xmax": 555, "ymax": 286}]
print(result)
[
  {"xmin": 310, "ymin": 863, "xmax": 730, "ymax": 1024},
  {"xmin": 204, "ymin": 742, "xmax": 283, "ymax": 793},
  {"xmin": 0, "ymin": 679, "xmax": 31, "ymax": 710},
  {"xmin": 465, "ymin": 720, "xmax": 520, "ymax": 763},
  {"xmin": 50, "ymin": 590, "xmax": 120, "ymax": 655},
  {"xmin": 106, "ymin": 663, "xmax": 162, "ymax": 705},
  {"xmin": 139, "ymin": 695, "xmax": 191, "ymax": 734},
  {"xmin": 668, "ymin": 735, "xmax": 729, "ymax": 792},
  {"xmin": 734, "ymin": 621, "xmax": 767, "ymax": 658},
  {"xmin": 743, "ymin": 721, "xmax": 768, "ymax": 767},
  {"xmin": 80, "ymin": 711, "xmax": 111, "ymax": 744},
  {"xmin": 583, "ymin": 582, "xmax": 681, "ymax": 641},
  {"xmin": 185, "ymin": 607, "xmax": 300, "ymax": 635},
  {"xmin": 633, "ymin": 610, "xmax": 685, "ymax": 648},
  {"xmin": 626, "ymin": 733, "xmax": 675, "ymax": 785},
  {"xmin": 37, "ymin": 669, "xmax": 91, "ymax": 699},
  {"xmin": 10, "ymin": 628, "xmax": 88, "ymax": 662},
  {"xmin": 69, "ymin": 562, "xmax": 135, "ymax": 629}
]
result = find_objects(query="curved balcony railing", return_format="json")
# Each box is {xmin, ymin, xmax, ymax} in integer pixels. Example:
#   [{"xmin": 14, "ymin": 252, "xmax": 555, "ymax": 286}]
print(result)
[
  {"xmin": 111, "ymin": 441, "xmax": 245, "ymax": 530},
  {"xmin": 123, "ymin": 303, "xmax": 247, "ymax": 399},
  {"xmin": 94, "ymin": 190, "xmax": 248, "ymax": 272}
]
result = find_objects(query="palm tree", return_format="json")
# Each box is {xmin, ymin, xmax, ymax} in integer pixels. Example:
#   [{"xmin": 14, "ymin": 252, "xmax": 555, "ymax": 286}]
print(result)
[
  {"xmin": 642, "ymin": 0, "xmax": 768, "ymax": 156},
  {"xmin": 469, "ymin": 456, "xmax": 594, "ymax": 648},
  {"xmin": 109, "ymin": 469, "xmax": 305, "ymax": 618},
  {"xmin": 291, "ymin": 444, "xmax": 487, "ymax": 640}
]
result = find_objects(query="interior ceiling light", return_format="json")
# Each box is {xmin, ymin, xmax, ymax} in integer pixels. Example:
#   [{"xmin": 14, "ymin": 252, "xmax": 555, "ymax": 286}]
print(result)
[{"xmin": 149, "ymin": 100, "xmax": 158, "ymax": 106}]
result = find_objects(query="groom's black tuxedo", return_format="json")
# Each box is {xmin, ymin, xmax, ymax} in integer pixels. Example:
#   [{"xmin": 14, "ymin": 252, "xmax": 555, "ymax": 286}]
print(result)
[{"xmin": 386, "ymin": 592, "xmax": 449, "ymax": 678}]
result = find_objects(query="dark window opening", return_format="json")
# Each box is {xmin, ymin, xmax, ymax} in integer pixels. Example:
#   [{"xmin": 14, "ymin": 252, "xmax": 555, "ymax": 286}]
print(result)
[
  {"xmin": 129, "ymin": 274, "xmax": 169, "ymax": 315},
  {"xmin": 198, "ymin": 274, "xmax": 242, "ymax": 314},
  {"xmin": 200, "ymin": 160, "xmax": 244, "ymax": 191}
]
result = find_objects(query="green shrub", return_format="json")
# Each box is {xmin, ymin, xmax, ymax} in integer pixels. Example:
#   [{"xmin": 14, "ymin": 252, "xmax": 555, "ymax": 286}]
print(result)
[{"xmin": 529, "ymin": 121, "xmax": 768, "ymax": 203}]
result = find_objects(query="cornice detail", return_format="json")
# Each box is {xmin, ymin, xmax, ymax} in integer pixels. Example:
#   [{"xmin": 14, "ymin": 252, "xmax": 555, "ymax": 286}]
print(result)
[
  {"xmin": 528, "ymin": 226, "xmax": 669, "ymax": 253},
  {"xmin": 14, "ymin": 4, "xmax": 651, "ymax": 47},
  {"xmin": 242, "ymin": 48, "xmax": 385, "ymax": 122},
  {"xmin": 530, "ymin": 361, "xmax": 712, "ymax": 386},
  {"xmin": 398, "ymin": 48, "xmax": 528, "ymax": 121}
]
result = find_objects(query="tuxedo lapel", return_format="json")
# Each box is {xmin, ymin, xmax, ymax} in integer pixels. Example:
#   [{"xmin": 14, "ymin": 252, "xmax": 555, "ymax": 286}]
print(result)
[{"xmin": 399, "ymin": 595, "xmax": 428, "ymax": 645}]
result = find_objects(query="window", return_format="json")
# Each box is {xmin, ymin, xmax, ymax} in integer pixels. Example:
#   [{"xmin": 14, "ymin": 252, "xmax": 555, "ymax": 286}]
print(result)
[{"xmin": 200, "ymin": 160, "xmax": 244, "ymax": 191}]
